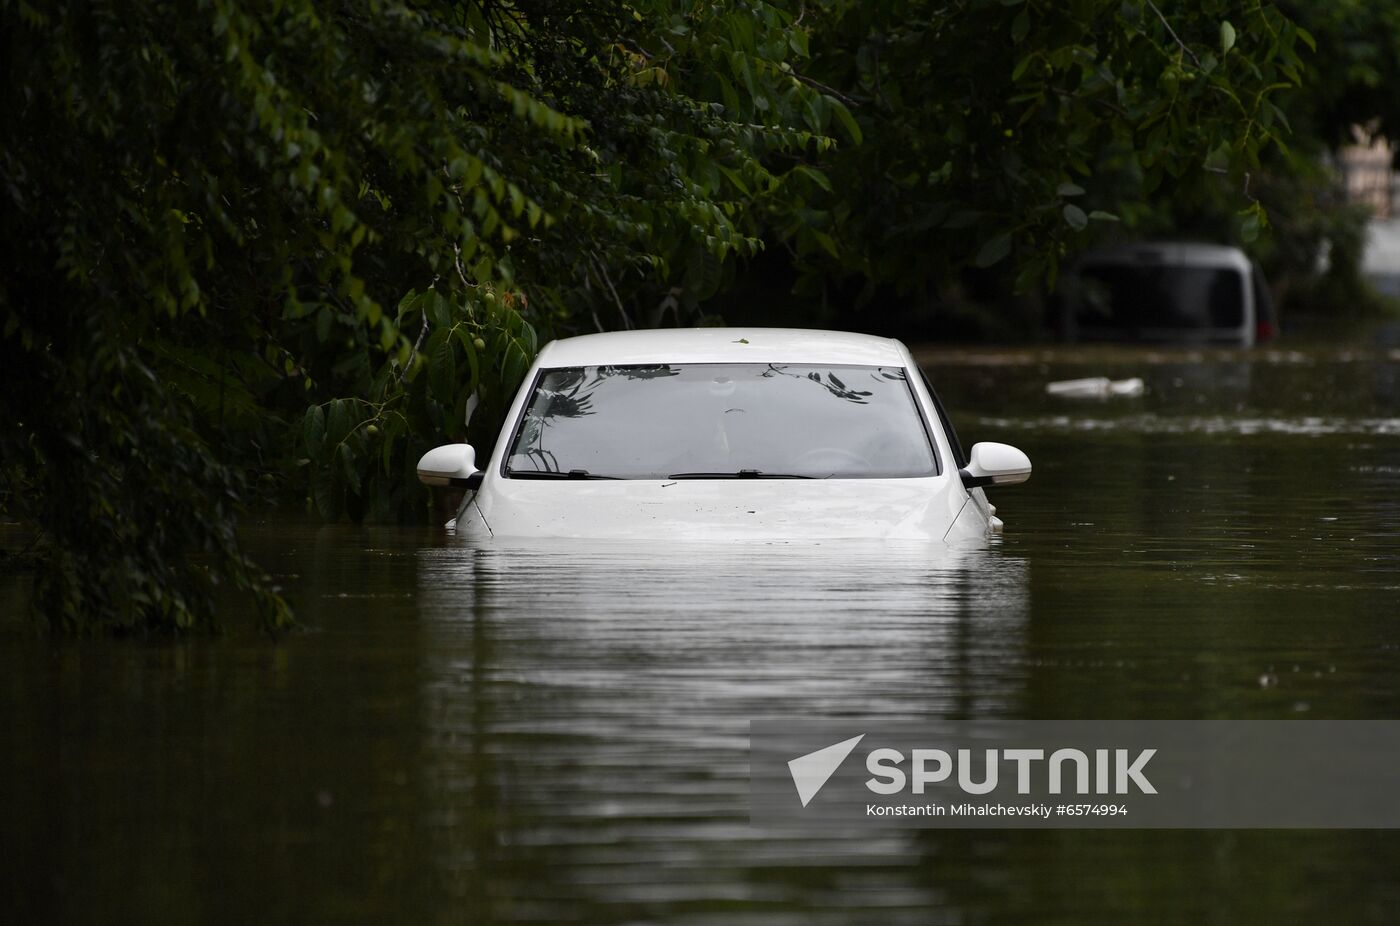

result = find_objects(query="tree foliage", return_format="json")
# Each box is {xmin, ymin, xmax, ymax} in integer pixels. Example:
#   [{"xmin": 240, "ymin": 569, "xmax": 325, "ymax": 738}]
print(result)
[
  {"xmin": 1275, "ymin": 0, "xmax": 1400, "ymax": 148},
  {"xmin": 781, "ymin": 0, "xmax": 1308, "ymax": 308},
  {"xmin": 1071, "ymin": 1, "xmax": 1397, "ymax": 320},
  {"xmin": 0, "ymin": 0, "xmax": 842, "ymax": 631}
]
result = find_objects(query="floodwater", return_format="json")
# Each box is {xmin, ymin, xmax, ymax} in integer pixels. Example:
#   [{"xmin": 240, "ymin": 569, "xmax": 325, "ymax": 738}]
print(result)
[{"xmin": 4, "ymin": 338, "xmax": 1400, "ymax": 923}]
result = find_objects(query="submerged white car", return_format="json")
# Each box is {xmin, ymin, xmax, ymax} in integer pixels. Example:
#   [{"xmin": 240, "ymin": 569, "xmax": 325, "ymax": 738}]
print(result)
[{"xmin": 417, "ymin": 328, "xmax": 1030, "ymax": 541}]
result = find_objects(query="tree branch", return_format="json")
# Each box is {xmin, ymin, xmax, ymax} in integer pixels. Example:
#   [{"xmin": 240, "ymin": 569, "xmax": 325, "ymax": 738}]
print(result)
[
  {"xmin": 397, "ymin": 310, "xmax": 429, "ymax": 386},
  {"xmin": 793, "ymin": 70, "xmax": 858, "ymax": 108},
  {"xmin": 590, "ymin": 252, "xmax": 632, "ymax": 330},
  {"xmin": 1146, "ymin": 0, "xmax": 1202, "ymax": 69}
]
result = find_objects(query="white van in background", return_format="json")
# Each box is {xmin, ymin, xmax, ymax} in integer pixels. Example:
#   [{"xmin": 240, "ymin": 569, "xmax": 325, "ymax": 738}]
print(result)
[{"xmin": 1058, "ymin": 243, "xmax": 1277, "ymax": 346}]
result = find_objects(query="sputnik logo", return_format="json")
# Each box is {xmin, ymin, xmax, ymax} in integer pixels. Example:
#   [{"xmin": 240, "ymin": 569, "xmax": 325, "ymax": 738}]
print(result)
[{"xmin": 787, "ymin": 734, "xmax": 865, "ymax": 807}]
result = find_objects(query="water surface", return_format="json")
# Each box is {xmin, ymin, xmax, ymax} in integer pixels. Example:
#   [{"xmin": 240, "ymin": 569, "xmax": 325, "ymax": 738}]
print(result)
[{"xmin": 4, "ymin": 340, "xmax": 1400, "ymax": 923}]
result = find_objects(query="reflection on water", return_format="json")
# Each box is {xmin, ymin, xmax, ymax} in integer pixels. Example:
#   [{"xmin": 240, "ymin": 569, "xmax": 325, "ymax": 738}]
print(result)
[
  {"xmin": 3, "ymin": 342, "xmax": 1400, "ymax": 923},
  {"xmin": 973, "ymin": 413, "xmax": 1400, "ymax": 436},
  {"xmin": 414, "ymin": 542, "xmax": 1027, "ymax": 923},
  {"xmin": 418, "ymin": 540, "xmax": 1029, "ymax": 720}
]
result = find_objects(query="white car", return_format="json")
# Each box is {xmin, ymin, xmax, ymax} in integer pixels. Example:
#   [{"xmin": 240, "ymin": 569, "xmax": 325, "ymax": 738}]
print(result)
[
  {"xmin": 416, "ymin": 328, "xmax": 1030, "ymax": 541},
  {"xmin": 1058, "ymin": 242, "xmax": 1278, "ymax": 346}
]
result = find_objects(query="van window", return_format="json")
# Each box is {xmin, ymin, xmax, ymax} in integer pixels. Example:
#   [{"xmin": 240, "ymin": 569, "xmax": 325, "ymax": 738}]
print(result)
[{"xmin": 1077, "ymin": 263, "xmax": 1245, "ymax": 330}]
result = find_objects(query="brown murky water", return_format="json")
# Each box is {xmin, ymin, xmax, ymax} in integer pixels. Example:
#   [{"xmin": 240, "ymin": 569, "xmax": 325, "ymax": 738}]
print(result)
[{"xmin": 4, "ymin": 339, "xmax": 1400, "ymax": 923}]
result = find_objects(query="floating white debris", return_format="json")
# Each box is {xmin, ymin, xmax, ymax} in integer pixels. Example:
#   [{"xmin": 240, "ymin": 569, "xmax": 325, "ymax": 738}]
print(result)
[{"xmin": 1045, "ymin": 376, "xmax": 1146, "ymax": 398}]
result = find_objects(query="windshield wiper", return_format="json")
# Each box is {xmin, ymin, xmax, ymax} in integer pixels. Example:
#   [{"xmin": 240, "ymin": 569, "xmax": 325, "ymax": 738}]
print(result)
[
  {"xmin": 506, "ymin": 468, "xmax": 619, "ymax": 480},
  {"xmin": 666, "ymin": 470, "xmax": 815, "ymax": 479}
]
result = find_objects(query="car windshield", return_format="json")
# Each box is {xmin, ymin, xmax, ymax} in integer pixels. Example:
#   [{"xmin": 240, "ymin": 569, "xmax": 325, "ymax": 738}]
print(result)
[
  {"xmin": 1077, "ymin": 263, "xmax": 1245, "ymax": 330},
  {"xmin": 506, "ymin": 363, "xmax": 939, "ymax": 479}
]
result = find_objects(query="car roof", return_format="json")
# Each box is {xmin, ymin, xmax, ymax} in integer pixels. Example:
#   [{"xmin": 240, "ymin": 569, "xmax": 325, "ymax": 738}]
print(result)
[
  {"xmin": 535, "ymin": 328, "xmax": 912, "ymax": 367},
  {"xmin": 1074, "ymin": 241, "xmax": 1252, "ymax": 269}
]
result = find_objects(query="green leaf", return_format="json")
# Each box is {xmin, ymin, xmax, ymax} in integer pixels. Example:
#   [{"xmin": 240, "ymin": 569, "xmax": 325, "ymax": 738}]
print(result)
[
  {"xmin": 808, "ymin": 229, "xmax": 840, "ymax": 258},
  {"xmin": 1014, "ymin": 255, "xmax": 1046, "ymax": 292},
  {"xmin": 312, "ymin": 467, "xmax": 341, "ymax": 520},
  {"xmin": 380, "ymin": 420, "xmax": 397, "ymax": 474},
  {"xmin": 303, "ymin": 405, "xmax": 326, "ymax": 458},
  {"xmin": 974, "ymin": 233, "xmax": 1012, "ymax": 267},
  {"xmin": 794, "ymin": 164, "xmax": 833, "ymax": 193},
  {"xmin": 502, "ymin": 342, "xmax": 527, "ymax": 390},
  {"xmin": 429, "ymin": 329, "xmax": 456, "ymax": 405},
  {"xmin": 326, "ymin": 399, "xmax": 351, "ymax": 449},
  {"xmin": 828, "ymin": 98, "xmax": 862, "ymax": 145},
  {"xmin": 337, "ymin": 443, "xmax": 361, "ymax": 494},
  {"xmin": 1062, "ymin": 204, "xmax": 1088, "ymax": 231},
  {"xmin": 395, "ymin": 290, "xmax": 421, "ymax": 322},
  {"xmin": 944, "ymin": 210, "xmax": 982, "ymax": 230},
  {"xmin": 1220, "ymin": 21, "xmax": 1236, "ymax": 55},
  {"xmin": 788, "ymin": 28, "xmax": 809, "ymax": 58},
  {"xmin": 457, "ymin": 328, "xmax": 482, "ymax": 395},
  {"xmin": 1203, "ymin": 141, "xmax": 1232, "ymax": 172},
  {"xmin": 716, "ymin": 163, "xmax": 751, "ymax": 196},
  {"xmin": 429, "ymin": 291, "xmax": 451, "ymax": 328},
  {"xmin": 1241, "ymin": 211, "xmax": 1261, "ymax": 242},
  {"xmin": 1011, "ymin": 11, "xmax": 1030, "ymax": 44},
  {"xmin": 1057, "ymin": 182, "xmax": 1086, "ymax": 197},
  {"xmin": 463, "ymin": 156, "xmax": 484, "ymax": 189}
]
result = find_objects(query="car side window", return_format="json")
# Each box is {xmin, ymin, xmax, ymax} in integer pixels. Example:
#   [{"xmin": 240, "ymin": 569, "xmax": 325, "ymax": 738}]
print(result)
[{"xmin": 921, "ymin": 369, "xmax": 967, "ymax": 469}]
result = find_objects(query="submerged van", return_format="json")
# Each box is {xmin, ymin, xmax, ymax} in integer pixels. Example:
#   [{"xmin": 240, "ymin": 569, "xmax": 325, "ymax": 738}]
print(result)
[{"xmin": 1059, "ymin": 243, "xmax": 1277, "ymax": 346}]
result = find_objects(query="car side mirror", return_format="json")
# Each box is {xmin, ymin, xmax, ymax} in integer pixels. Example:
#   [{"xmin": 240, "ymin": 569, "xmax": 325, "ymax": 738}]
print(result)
[
  {"xmin": 417, "ymin": 443, "xmax": 483, "ymax": 489},
  {"xmin": 960, "ymin": 442, "xmax": 1031, "ymax": 489}
]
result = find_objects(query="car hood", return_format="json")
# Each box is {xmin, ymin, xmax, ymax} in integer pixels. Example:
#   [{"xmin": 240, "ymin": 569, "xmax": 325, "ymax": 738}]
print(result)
[{"xmin": 466, "ymin": 476, "xmax": 974, "ymax": 541}]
